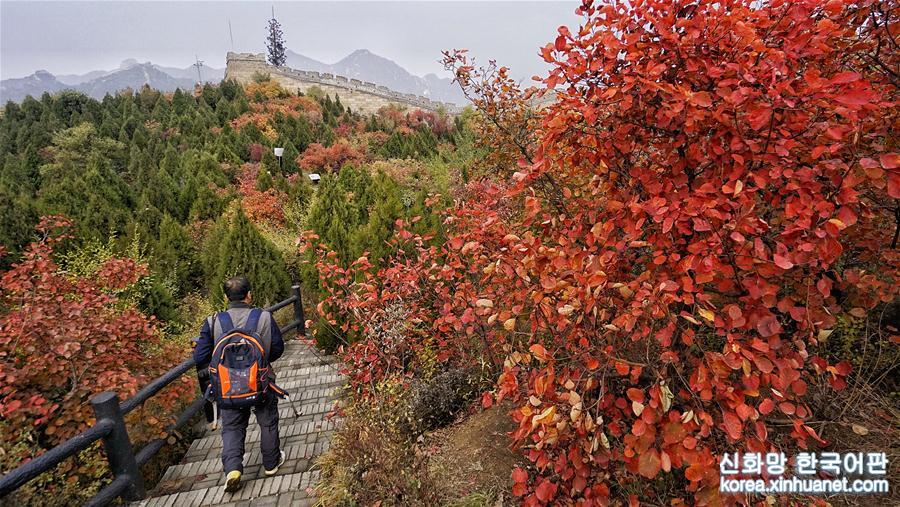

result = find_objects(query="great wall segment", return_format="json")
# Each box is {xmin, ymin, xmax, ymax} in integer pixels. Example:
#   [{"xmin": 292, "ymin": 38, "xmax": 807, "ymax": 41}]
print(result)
[{"xmin": 225, "ymin": 52, "xmax": 464, "ymax": 116}]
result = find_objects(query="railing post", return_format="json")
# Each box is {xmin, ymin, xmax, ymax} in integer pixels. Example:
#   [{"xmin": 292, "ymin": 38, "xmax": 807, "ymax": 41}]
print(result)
[
  {"xmin": 91, "ymin": 392, "xmax": 145, "ymax": 501},
  {"xmin": 292, "ymin": 284, "xmax": 306, "ymax": 336}
]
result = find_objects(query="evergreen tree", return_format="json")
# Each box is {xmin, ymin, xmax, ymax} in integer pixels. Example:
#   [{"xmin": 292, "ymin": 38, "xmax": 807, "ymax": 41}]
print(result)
[
  {"xmin": 154, "ymin": 214, "xmax": 200, "ymax": 295},
  {"xmin": 203, "ymin": 207, "xmax": 291, "ymax": 307},
  {"xmin": 266, "ymin": 12, "xmax": 287, "ymax": 67},
  {"xmin": 37, "ymin": 124, "xmax": 132, "ymax": 242},
  {"xmin": 0, "ymin": 183, "xmax": 38, "ymax": 268},
  {"xmin": 255, "ymin": 165, "xmax": 274, "ymax": 191}
]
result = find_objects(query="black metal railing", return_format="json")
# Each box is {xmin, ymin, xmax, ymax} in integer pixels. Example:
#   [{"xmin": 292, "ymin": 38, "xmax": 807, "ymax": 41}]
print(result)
[{"xmin": 0, "ymin": 285, "xmax": 306, "ymax": 505}]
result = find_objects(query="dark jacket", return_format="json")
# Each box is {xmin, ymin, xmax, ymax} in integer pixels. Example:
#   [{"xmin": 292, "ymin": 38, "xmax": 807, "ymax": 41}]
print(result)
[{"xmin": 193, "ymin": 301, "xmax": 285, "ymax": 368}]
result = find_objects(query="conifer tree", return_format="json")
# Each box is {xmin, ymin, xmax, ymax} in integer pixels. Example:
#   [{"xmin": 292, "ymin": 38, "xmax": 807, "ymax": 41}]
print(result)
[
  {"xmin": 0, "ymin": 184, "xmax": 38, "ymax": 268},
  {"xmin": 255, "ymin": 165, "xmax": 274, "ymax": 191},
  {"xmin": 203, "ymin": 207, "xmax": 291, "ymax": 307},
  {"xmin": 266, "ymin": 11, "xmax": 287, "ymax": 67},
  {"xmin": 154, "ymin": 214, "xmax": 200, "ymax": 295}
]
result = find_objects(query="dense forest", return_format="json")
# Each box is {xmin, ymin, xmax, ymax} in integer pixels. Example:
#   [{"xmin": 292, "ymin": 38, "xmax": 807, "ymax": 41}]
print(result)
[
  {"xmin": 0, "ymin": 74, "xmax": 474, "ymax": 502},
  {"xmin": 2, "ymin": 0, "xmax": 899, "ymax": 505}
]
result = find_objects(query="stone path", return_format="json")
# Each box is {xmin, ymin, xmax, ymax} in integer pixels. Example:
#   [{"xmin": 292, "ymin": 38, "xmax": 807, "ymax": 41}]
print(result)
[{"xmin": 133, "ymin": 340, "xmax": 343, "ymax": 507}]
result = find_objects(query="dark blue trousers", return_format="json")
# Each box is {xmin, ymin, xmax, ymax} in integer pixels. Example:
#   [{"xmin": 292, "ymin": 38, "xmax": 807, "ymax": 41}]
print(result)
[{"xmin": 220, "ymin": 393, "xmax": 281, "ymax": 473}]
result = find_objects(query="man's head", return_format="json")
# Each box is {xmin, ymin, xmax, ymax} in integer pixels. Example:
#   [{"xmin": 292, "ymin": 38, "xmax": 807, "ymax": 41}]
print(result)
[{"xmin": 223, "ymin": 275, "xmax": 252, "ymax": 303}]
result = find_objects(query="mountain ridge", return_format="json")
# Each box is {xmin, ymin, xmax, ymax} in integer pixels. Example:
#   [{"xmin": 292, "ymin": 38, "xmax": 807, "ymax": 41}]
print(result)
[
  {"xmin": 2, "ymin": 50, "xmax": 464, "ymax": 105},
  {"xmin": 284, "ymin": 49, "xmax": 463, "ymax": 104}
]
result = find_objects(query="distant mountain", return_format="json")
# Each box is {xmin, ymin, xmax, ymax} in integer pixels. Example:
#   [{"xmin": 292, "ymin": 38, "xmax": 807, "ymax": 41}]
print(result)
[
  {"xmin": 53, "ymin": 60, "xmax": 225, "ymax": 87},
  {"xmin": 155, "ymin": 63, "xmax": 225, "ymax": 83},
  {"xmin": 76, "ymin": 63, "xmax": 197, "ymax": 100},
  {"xmin": 0, "ymin": 71, "xmax": 68, "ymax": 102},
  {"xmin": 285, "ymin": 49, "xmax": 464, "ymax": 104},
  {"xmin": 57, "ymin": 70, "xmax": 109, "ymax": 86},
  {"xmin": 283, "ymin": 52, "xmax": 331, "ymax": 74},
  {"xmin": 1, "ymin": 59, "xmax": 226, "ymax": 103}
]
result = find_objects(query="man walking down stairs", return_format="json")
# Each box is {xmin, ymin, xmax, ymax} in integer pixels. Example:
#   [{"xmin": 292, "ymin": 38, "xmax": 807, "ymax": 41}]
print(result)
[{"xmin": 133, "ymin": 282, "xmax": 343, "ymax": 506}]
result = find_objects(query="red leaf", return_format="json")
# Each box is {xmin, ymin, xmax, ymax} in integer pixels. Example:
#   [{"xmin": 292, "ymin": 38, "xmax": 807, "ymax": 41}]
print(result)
[
  {"xmin": 626, "ymin": 388, "xmax": 644, "ymax": 403},
  {"xmin": 773, "ymin": 253, "xmax": 794, "ymax": 270},
  {"xmin": 692, "ymin": 91, "xmax": 712, "ymax": 107},
  {"xmin": 482, "ymin": 392, "xmax": 494, "ymax": 409},
  {"xmin": 529, "ymin": 344, "xmax": 550, "ymax": 362},
  {"xmin": 684, "ymin": 464, "xmax": 706, "ymax": 482},
  {"xmin": 835, "ymin": 88, "xmax": 873, "ymax": 106},
  {"xmin": 834, "ymin": 361, "xmax": 852, "ymax": 376},
  {"xmin": 535, "ymin": 479, "xmax": 557, "ymax": 502},
  {"xmin": 756, "ymin": 315, "xmax": 782, "ymax": 337},
  {"xmin": 723, "ymin": 411, "xmax": 742, "ymax": 440},
  {"xmin": 880, "ymin": 153, "xmax": 900, "ymax": 169},
  {"xmin": 637, "ymin": 449, "xmax": 661, "ymax": 478},
  {"xmin": 830, "ymin": 71, "xmax": 860, "ymax": 84},
  {"xmin": 512, "ymin": 467, "xmax": 528, "ymax": 483},
  {"xmin": 888, "ymin": 172, "xmax": 900, "ymax": 199}
]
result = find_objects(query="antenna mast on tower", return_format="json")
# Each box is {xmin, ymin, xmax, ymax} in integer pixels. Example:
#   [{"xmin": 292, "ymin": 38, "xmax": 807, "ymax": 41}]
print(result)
[
  {"xmin": 194, "ymin": 55, "xmax": 204, "ymax": 84},
  {"xmin": 228, "ymin": 19, "xmax": 234, "ymax": 49}
]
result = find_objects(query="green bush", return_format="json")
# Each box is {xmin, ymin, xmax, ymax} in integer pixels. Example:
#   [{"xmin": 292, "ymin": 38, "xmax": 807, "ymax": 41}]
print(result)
[{"xmin": 202, "ymin": 206, "xmax": 292, "ymax": 307}]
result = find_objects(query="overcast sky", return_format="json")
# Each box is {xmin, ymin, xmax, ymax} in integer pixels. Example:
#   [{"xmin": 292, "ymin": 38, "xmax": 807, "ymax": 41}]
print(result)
[{"xmin": 1, "ymin": 1, "xmax": 581, "ymax": 81}]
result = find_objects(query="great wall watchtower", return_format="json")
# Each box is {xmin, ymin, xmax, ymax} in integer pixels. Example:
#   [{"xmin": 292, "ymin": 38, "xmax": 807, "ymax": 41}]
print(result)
[{"xmin": 225, "ymin": 52, "xmax": 463, "ymax": 116}]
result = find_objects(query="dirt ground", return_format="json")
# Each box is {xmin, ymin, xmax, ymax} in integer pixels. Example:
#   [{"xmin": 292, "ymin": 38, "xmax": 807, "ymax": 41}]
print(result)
[{"xmin": 425, "ymin": 401, "xmax": 525, "ymax": 506}]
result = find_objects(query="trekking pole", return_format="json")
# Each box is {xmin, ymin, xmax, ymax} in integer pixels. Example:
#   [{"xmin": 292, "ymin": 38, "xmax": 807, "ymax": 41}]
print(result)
[{"xmin": 284, "ymin": 392, "xmax": 302, "ymax": 419}]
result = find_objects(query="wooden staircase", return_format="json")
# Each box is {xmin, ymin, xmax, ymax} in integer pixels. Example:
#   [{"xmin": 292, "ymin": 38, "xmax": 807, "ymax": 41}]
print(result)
[{"xmin": 133, "ymin": 340, "xmax": 343, "ymax": 506}]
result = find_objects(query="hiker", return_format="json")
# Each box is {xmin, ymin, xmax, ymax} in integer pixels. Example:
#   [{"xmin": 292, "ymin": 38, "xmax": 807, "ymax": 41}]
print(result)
[{"xmin": 193, "ymin": 275, "xmax": 286, "ymax": 493}]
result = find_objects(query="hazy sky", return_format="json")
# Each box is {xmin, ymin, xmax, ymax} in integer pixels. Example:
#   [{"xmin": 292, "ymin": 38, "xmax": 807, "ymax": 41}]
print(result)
[{"xmin": 1, "ymin": 1, "xmax": 581, "ymax": 81}]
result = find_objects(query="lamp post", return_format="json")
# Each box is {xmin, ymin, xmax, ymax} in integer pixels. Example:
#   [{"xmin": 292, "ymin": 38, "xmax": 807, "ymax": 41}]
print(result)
[{"xmin": 273, "ymin": 147, "xmax": 284, "ymax": 173}]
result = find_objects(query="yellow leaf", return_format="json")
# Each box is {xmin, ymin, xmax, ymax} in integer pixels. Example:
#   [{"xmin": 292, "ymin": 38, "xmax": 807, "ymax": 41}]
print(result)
[
  {"xmin": 529, "ymin": 396, "xmax": 542, "ymax": 406},
  {"xmin": 827, "ymin": 218, "xmax": 846, "ymax": 230},
  {"xmin": 503, "ymin": 318, "xmax": 516, "ymax": 331},
  {"xmin": 851, "ymin": 424, "xmax": 869, "ymax": 436},
  {"xmin": 660, "ymin": 383, "xmax": 674, "ymax": 412},
  {"xmin": 698, "ymin": 308, "xmax": 715, "ymax": 322},
  {"xmin": 475, "ymin": 298, "xmax": 493, "ymax": 309},
  {"xmin": 533, "ymin": 406, "xmax": 557, "ymax": 427},
  {"xmin": 570, "ymin": 402, "xmax": 583, "ymax": 422},
  {"xmin": 817, "ymin": 329, "xmax": 833, "ymax": 341},
  {"xmin": 681, "ymin": 315, "xmax": 700, "ymax": 325},
  {"xmin": 632, "ymin": 401, "xmax": 645, "ymax": 417}
]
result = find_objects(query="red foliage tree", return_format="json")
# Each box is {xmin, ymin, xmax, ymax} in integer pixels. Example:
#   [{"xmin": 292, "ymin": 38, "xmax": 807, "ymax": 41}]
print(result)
[
  {"xmin": 296, "ymin": 141, "xmax": 366, "ymax": 173},
  {"xmin": 235, "ymin": 163, "xmax": 286, "ymax": 226},
  {"xmin": 248, "ymin": 143, "xmax": 266, "ymax": 163},
  {"xmin": 312, "ymin": 0, "xmax": 898, "ymax": 504},
  {"xmin": 0, "ymin": 217, "xmax": 191, "ymax": 469}
]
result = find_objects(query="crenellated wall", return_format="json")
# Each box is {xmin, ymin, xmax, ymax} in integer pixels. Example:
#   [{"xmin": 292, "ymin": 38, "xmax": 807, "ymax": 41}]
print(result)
[{"xmin": 225, "ymin": 52, "xmax": 463, "ymax": 116}]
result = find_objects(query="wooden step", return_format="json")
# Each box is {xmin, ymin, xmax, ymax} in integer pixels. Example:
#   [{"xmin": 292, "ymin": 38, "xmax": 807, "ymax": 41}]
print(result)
[{"xmin": 134, "ymin": 470, "xmax": 320, "ymax": 507}]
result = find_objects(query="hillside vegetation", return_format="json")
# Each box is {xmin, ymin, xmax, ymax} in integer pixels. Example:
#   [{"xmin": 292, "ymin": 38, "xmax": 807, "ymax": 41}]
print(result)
[
  {"xmin": 310, "ymin": 0, "xmax": 899, "ymax": 505},
  {"xmin": 0, "ymin": 76, "xmax": 473, "ymax": 504}
]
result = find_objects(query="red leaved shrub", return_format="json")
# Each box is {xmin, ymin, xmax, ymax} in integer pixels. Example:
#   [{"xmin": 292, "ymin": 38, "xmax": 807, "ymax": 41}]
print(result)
[
  {"xmin": 0, "ymin": 217, "xmax": 191, "ymax": 489},
  {"xmin": 310, "ymin": 0, "xmax": 898, "ymax": 504}
]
